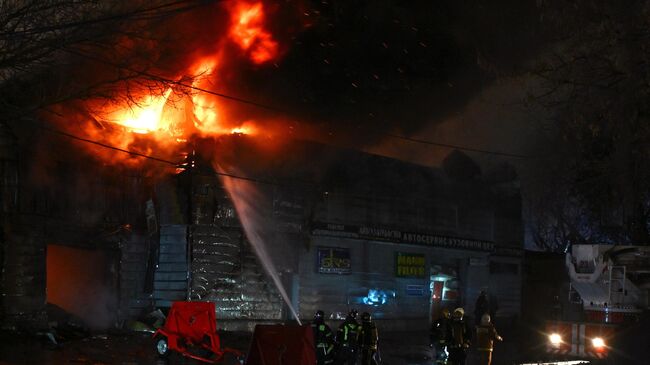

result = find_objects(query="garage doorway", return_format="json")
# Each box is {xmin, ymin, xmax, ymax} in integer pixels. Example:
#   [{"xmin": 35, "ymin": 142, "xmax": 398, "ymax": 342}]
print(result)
[
  {"xmin": 429, "ymin": 264, "xmax": 460, "ymax": 323},
  {"xmin": 46, "ymin": 244, "xmax": 118, "ymax": 330}
]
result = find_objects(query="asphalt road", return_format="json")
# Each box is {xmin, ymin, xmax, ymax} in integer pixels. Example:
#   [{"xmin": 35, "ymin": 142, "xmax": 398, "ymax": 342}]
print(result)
[
  {"xmin": 0, "ymin": 322, "xmax": 646, "ymax": 365},
  {"xmin": 0, "ymin": 330, "xmax": 518, "ymax": 365}
]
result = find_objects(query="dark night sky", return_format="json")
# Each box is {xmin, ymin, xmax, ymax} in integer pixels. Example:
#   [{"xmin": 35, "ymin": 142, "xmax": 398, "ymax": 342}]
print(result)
[
  {"xmin": 4, "ymin": 1, "xmax": 646, "ymax": 248},
  {"xmin": 233, "ymin": 0, "xmax": 545, "ymax": 157},
  {"xmin": 1, "ymin": 0, "xmax": 548, "ymax": 170}
]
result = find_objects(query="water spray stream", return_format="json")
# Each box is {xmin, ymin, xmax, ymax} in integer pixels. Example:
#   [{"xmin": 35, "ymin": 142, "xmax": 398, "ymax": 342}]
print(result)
[{"xmin": 217, "ymin": 166, "xmax": 302, "ymax": 325}]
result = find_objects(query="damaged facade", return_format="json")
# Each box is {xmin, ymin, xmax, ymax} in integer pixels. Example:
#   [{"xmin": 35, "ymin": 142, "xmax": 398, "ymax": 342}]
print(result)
[
  {"xmin": 149, "ymin": 139, "xmax": 524, "ymax": 332},
  {"xmin": 0, "ymin": 132, "xmax": 523, "ymax": 333}
]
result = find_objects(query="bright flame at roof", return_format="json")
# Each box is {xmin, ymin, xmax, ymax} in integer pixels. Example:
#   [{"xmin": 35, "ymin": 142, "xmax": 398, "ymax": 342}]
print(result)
[
  {"xmin": 229, "ymin": 2, "xmax": 279, "ymax": 64},
  {"xmin": 83, "ymin": 0, "xmax": 280, "ymax": 157},
  {"xmin": 105, "ymin": 89, "xmax": 173, "ymax": 135},
  {"xmin": 231, "ymin": 126, "xmax": 254, "ymax": 135}
]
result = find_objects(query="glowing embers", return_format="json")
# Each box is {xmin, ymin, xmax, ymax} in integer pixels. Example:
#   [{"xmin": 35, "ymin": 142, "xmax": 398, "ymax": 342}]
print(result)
[{"xmin": 228, "ymin": 1, "xmax": 279, "ymax": 64}]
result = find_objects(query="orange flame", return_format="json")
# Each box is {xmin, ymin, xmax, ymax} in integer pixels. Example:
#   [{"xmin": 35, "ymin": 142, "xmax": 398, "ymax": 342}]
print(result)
[
  {"xmin": 229, "ymin": 2, "xmax": 279, "ymax": 64},
  {"xmin": 230, "ymin": 122, "xmax": 257, "ymax": 135},
  {"xmin": 102, "ymin": 88, "xmax": 174, "ymax": 135},
  {"xmin": 65, "ymin": 1, "xmax": 285, "ymax": 169}
]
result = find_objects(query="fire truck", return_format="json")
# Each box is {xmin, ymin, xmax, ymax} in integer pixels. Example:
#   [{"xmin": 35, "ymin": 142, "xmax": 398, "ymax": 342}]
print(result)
[{"xmin": 545, "ymin": 244, "xmax": 650, "ymax": 362}]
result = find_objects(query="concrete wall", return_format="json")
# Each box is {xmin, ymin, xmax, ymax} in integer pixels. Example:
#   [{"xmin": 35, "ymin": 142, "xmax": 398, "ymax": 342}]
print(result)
[
  {"xmin": 184, "ymin": 145, "xmax": 526, "ymax": 329},
  {"xmin": 299, "ymin": 235, "xmax": 493, "ymax": 331},
  {"xmin": 1, "ymin": 230, "xmax": 46, "ymax": 329}
]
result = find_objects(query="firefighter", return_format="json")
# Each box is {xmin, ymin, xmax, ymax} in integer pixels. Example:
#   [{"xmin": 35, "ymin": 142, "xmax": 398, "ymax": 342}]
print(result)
[
  {"xmin": 357, "ymin": 312, "xmax": 379, "ymax": 365},
  {"xmin": 475, "ymin": 314, "xmax": 502, "ymax": 365},
  {"xmin": 474, "ymin": 290, "xmax": 490, "ymax": 326},
  {"xmin": 336, "ymin": 309, "xmax": 360, "ymax": 365},
  {"xmin": 430, "ymin": 308, "xmax": 451, "ymax": 364},
  {"xmin": 312, "ymin": 310, "xmax": 335, "ymax": 365},
  {"xmin": 447, "ymin": 308, "xmax": 471, "ymax": 365}
]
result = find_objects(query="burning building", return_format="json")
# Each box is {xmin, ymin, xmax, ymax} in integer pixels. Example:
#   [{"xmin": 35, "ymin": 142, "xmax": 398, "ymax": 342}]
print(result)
[
  {"xmin": 171, "ymin": 139, "xmax": 524, "ymax": 332},
  {"xmin": 0, "ymin": 0, "xmax": 523, "ymax": 334},
  {"xmin": 1, "ymin": 125, "xmax": 523, "ymax": 332}
]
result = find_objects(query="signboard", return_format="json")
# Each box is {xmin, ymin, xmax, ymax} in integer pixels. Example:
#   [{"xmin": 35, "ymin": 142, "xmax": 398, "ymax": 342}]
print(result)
[
  {"xmin": 443, "ymin": 289, "xmax": 459, "ymax": 300},
  {"xmin": 492, "ymin": 246, "xmax": 524, "ymax": 257},
  {"xmin": 317, "ymin": 247, "xmax": 351, "ymax": 274},
  {"xmin": 406, "ymin": 284, "xmax": 425, "ymax": 296},
  {"xmin": 311, "ymin": 221, "xmax": 494, "ymax": 251},
  {"xmin": 395, "ymin": 252, "xmax": 426, "ymax": 278}
]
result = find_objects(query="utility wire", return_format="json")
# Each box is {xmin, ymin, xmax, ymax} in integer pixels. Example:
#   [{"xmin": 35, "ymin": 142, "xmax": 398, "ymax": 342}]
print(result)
[
  {"xmin": 38, "ymin": 123, "xmax": 181, "ymax": 166},
  {"xmin": 32, "ymin": 116, "xmax": 303, "ymax": 187},
  {"xmin": 385, "ymin": 133, "xmax": 531, "ymax": 159},
  {"xmin": 66, "ymin": 49, "xmax": 286, "ymax": 113},
  {"xmin": 3, "ymin": 0, "xmax": 529, "ymax": 159},
  {"xmin": 67, "ymin": 49, "xmax": 531, "ymax": 159},
  {"xmin": 0, "ymin": 0, "xmax": 215, "ymax": 39}
]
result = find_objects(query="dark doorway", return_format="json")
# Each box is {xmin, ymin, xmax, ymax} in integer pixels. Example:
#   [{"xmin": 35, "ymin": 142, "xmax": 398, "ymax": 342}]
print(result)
[{"xmin": 46, "ymin": 244, "xmax": 118, "ymax": 330}]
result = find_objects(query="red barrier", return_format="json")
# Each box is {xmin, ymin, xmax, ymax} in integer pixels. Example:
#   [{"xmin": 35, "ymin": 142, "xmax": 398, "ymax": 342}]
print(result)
[
  {"xmin": 153, "ymin": 301, "xmax": 243, "ymax": 363},
  {"xmin": 245, "ymin": 325, "xmax": 316, "ymax": 365}
]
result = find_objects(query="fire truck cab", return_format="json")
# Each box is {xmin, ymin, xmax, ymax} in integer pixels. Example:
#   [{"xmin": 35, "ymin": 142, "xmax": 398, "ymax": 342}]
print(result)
[{"xmin": 545, "ymin": 244, "xmax": 650, "ymax": 362}]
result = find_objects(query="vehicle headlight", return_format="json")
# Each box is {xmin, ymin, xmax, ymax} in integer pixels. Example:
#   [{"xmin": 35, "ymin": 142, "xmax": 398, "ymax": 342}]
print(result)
[
  {"xmin": 592, "ymin": 337, "xmax": 605, "ymax": 348},
  {"xmin": 549, "ymin": 333, "xmax": 562, "ymax": 347}
]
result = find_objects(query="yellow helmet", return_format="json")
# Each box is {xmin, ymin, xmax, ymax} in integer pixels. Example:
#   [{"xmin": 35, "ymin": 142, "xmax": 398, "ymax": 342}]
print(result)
[
  {"xmin": 453, "ymin": 307, "xmax": 464, "ymax": 318},
  {"xmin": 481, "ymin": 313, "xmax": 491, "ymax": 325},
  {"xmin": 441, "ymin": 308, "xmax": 450, "ymax": 318}
]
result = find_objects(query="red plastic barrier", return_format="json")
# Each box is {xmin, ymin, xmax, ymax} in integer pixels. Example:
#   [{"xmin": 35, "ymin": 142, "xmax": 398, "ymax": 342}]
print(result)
[
  {"xmin": 153, "ymin": 301, "xmax": 242, "ymax": 363},
  {"xmin": 163, "ymin": 301, "xmax": 220, "ymax": 344},
  {"xmin": 245, "ymin": 325, "xmax": 316, "ymax": 365}
]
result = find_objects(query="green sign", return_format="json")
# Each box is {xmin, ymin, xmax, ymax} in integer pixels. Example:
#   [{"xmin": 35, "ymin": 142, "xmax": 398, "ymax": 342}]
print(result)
[{"xmin": 395, "ymin": 252, "xmax": 426, "ymax": 278}]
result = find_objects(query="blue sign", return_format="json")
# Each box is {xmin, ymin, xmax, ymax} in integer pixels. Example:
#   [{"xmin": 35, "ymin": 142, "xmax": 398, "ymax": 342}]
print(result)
[
  {"xmin": 317, "ymin": 247, "xmax": 351, "ymax": 274},
  {"xmin": 406, "ymin": 285, "xmax": 425, "ymax": 296}
]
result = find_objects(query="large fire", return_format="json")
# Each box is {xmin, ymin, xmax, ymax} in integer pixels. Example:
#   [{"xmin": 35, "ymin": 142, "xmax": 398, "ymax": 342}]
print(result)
[
  {"xmin": 228, "ymin": 2, "xmax": 279, "ymax": 64},
  {"xmin": 101, "ymin": 88, "xmax": 174, "ymax": 135},
  {"xmin": 59, "ymin": 0, "xmax": 288, "ymax": 168}
]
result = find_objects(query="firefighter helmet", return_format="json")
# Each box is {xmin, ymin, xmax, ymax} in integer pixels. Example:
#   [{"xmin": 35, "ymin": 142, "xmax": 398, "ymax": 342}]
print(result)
[
  {"xmin": 453, "ymin": 307, "xmax": 464, "ymax": 319},
  {"xmin": 361, "ymin": 312, "xmax": 371, "ymax": 322},
  {"xmin": 441, "ymin": 308, "xmax": 450, "ymax": 319},
  {"xmin": 314, "ymin": 310, "xmax": 325, "ymax": 321},
  {"xmin": 481, "ymin": 313, "xmax": 491, "ymax": 325},
  {"xmin": 348, "ymin": 309, "xmax": 359, "ymax": 319}
]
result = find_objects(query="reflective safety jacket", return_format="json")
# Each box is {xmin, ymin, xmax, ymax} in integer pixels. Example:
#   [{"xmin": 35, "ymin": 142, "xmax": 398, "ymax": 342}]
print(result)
[
  {"xmin": 312, "ymin": 322, "xmax": 335, "ymax": 355},
  {"xmin": 337, "ymin": 319, "xmax": 360, "ymax": 347},
  {"xmin": 475, "ymin": 324, "xmax": 500, "ymax": 352},
  {"xmin": 448, "ymin": 319, "xmax": 471, "ymax": 349}
]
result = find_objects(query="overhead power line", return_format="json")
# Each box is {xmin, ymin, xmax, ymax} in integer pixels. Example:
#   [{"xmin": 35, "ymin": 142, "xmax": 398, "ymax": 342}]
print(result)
[
  {"xmin": 32, "ymin": 117, "xmax": 302, "ymax": 187},
  {"xmin": 66, "ymin": 49, "xmax": 286, "ymax": 113},
  {"xmin": 2, "ymin": 0, "xmax": 529, "ymax": 160},
  {"xmin": 38, "ymin": 123, "xmax": 181, "ymax": 165},
  {"xmin": 385, "ymin": 133, "xmax": 531, "ymax": 159},
  {"xmin": 0, "ymin": 0, "xmax": 215, "ymax": 39},
  {"xmin": 68, "ymin": 48, "xmax": 530, "ymax": 159}
]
